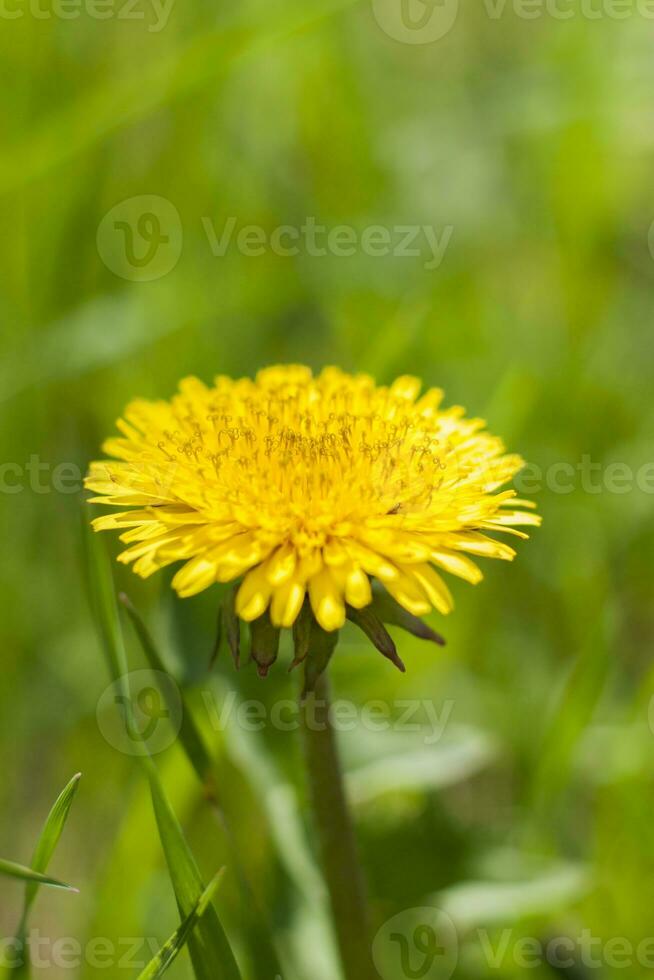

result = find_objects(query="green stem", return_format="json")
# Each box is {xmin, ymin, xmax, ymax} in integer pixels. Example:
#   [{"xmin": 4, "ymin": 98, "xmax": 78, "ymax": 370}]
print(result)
[{"xmin": 300, "ymin": 671, "xmax": 375, "ymax": 980}]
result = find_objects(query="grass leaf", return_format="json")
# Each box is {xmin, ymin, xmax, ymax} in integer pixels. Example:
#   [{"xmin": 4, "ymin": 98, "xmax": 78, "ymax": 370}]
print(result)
[
  {"xmin": 119, "ymin": 592, "xmax": 286, "ymax": 977},
  {"xmin": 136, "ymin": 869, "xmax": 226, "ymax": 980},
  {"xmin": 82, "ymin": 522, "xmax": 241, "ymax": 979},
  {"xmin": 3, "ymin": 773, "xmax": 81, "ymax": 978},
  {"xmin": 82, "ymin": 505, "xmax": 129, "ymax": 686},
  {"xmin": 22, "ymin": 773, "xmax": 82, "ymax": 917},
  {"xmin": 119, "ymin": 593, "xmax": 214, "ymax": 786},
  {"xmin": 7, "ymin": 772, "xmax": 81, "ymax": 978},
  {"xmin": 0, "ymin": 859, "xmax": 76, "ymax": 892},
  {"xmin": 146, "ymin": 759, "xmax": 241, "ymax": 980}
]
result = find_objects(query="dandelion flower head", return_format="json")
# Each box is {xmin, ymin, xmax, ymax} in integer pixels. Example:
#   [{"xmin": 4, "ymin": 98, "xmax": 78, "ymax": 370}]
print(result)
[{"xmin": 86, "ymin": 365, "xmax": 540, "ymax": 633}]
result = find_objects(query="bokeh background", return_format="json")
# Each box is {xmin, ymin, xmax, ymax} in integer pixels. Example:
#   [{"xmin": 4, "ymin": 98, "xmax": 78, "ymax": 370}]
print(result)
[{"xmin": 1, "ymin": 0, "xmax": 654, "ymax": 976}]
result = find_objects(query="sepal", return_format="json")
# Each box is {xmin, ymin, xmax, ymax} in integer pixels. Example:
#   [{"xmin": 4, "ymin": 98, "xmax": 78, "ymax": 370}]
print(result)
[
  {"xmin": 301, "ymin": 619, "xmax": 339, "ymax": 700},
  {"xmin": 370, "ymin": 584, "xmax": 446, "ymax": 646},
  {"xmin": 248, "ymin": 611, "xmax": 280, "ymax": 678},
  {"xmin": 346, "ymin": 606, "xmax": 405, "ymax": 673}
]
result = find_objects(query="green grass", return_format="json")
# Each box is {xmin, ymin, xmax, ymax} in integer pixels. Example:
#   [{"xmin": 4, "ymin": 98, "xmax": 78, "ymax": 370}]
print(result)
[{"xmin": 1, "ymin": 1, "xmax": 654, "ymax": 976}]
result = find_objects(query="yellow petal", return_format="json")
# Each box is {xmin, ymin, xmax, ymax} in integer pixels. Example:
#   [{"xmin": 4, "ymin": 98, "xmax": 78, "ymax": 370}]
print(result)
[
  {"xmin": 270, "ymin": 577, "xmax": 306, "ymax": 628},
  {"xmin": 383, "ymin": 572, "xmax": 431, "ymax": 617},
  {"xmin": 172, "ymin": 555, "xmax": 218, "ymax": 597},
  {"xmin": 390, "ymin": 375, "xmax": 421, "ymax": 401},
  {"xmin": 266, "ymin": 543, "xmax": 297, "ymax": 586},
  {"xmin": 430, "ymin": 549, "xmax": 483, "ymax": 585},
  {"xmin": 323, "ymin": 539, "xmax": 349, "ymax": 567},
  {"xmin": 448, "ymin": 532, "xmax": 516, "ymax": 561},
  {"xmin": 236, "ymin": 563, "xmax": 272, "ymax": 621},
  {"xmin": 479, "ymin": 522, "xmax": 529, "ymax": 540},
  {"xmin": 309, "ymin": 568, "xmax": 346, "ymax": 631},
  {"xmin": 133, "ymin": 552, "xmax": 173, "ymax": 578},
  {"xmin": 345, "ymin": 565, "xmax": 372, "ymax": 608},
  {"xmin": 501, "ymin": 497, "xmax": 538, "ymax": 509},
  {"xmin": 92, "ymin": 510, "xmax": 159, "ymax": 531},
  {"xmin": 486, "ymin": 511, "xmax": 542, "ymax": 527},
  {"xmin": 117, "ymin": 530, "xmax": 188, "ymax": 564},
  {"xmin": 359, "ymin": 530, "xmax": 431, "ymax": 563},
  {"xmin": 401, "ymin": 563, "xmax": 453, "ymax": 615},
  {"xmin": 346, "ymin": 542, "xmax": 399, "ymax": 582},
  {"xmin": 119, "ymin": 523, "xmax": 170, "ymax": 543},
  {"xmin": 214, "ymin": 533, "xmax": 272, "ymax": 582},
  {"xmin": 415, "ymin": 387, "xmax": 444, "ymax": 416},
  {"xmin": 330, "ymin": 562, "xmax": 372, "ymax": 609}
]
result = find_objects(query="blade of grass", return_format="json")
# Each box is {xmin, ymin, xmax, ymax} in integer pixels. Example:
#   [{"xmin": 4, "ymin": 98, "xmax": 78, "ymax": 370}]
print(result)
[
  {"xmin": 119, "ymin": 591, "xmax": 287, "ymax": 977},
  {"xmin": 136, "ymin": 869, "xmax": 226, "ymax": 980},
  {"xmin": 82, "ymin": 519, "xmax": 242, "ymax": 979},
  {"xmin": 7, "ymin": 772, "xmax": 83, "ymax": 977},
  {"xmin": 22, "ymin": 773, "xmax": 82, "ymax": 918},
  {"xmin": 145, "ymin": 757, "xmax": 241, "ymax": 980},
  {"xmin": 119, "ymin": 593, "xmax": 214, "ymax": 788},
  {"xmin": 79, "ymin": 753, "xmax": 198, "ymax": 980},
  {"xmin": 82, "ymin": 504, "xmax": 129, "ymax": 687},
  {"xmin": 0, "ymin": 860, "xmax": 76, "ymax": 892}
]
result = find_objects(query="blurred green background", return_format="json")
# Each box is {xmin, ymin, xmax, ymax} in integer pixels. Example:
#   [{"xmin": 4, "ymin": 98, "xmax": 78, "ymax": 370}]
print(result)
[{"xmin": 1, "ymin": 0, "xmax": 654, "ymax": 976}]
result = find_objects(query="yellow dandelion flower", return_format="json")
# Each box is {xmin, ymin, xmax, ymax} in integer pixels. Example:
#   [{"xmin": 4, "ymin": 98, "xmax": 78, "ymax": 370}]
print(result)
[{"xmin": 86, "ymin": 365, "xmax": 539, "ymax": 676}]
